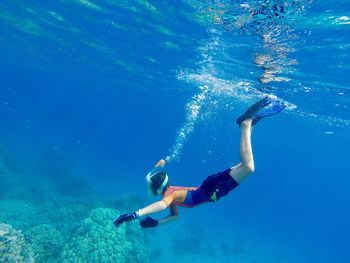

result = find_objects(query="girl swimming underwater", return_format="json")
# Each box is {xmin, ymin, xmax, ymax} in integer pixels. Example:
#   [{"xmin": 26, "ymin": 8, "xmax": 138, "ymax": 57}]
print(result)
[{"xmin": 114, "ymin": 96, "xmax": 285, "ymax": 228}]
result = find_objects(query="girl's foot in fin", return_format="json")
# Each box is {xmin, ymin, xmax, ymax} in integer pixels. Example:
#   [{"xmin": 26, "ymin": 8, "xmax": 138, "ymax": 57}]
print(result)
[
  {"xmin": 236, "ymin": 96, "xmax": 271, "ymax": 127},
  {"xmin": 236, "ymin": 96, "xmax": 286, "ymax": 127}
]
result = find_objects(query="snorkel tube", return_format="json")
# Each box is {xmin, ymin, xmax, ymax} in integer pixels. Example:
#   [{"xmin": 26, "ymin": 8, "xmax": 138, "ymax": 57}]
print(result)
[{"xmin": 145, "ymin": 159, "xmax": 168, "ymax": 196}]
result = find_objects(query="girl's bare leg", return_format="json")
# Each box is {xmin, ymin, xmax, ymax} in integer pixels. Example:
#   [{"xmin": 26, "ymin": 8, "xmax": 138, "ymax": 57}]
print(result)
[{"xmin": 229, "ymin": 119, "xmax": 255, "ymax": 183}]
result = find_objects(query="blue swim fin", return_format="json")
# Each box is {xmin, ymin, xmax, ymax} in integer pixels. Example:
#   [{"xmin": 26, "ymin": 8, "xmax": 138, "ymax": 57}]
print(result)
[
  {"xmin": 252, "ymin": 98, "xmax": 286, "ymax": 125},
  {"xmin": 236, "ymin": 96, "xmax": 286, "ymax": 126}
]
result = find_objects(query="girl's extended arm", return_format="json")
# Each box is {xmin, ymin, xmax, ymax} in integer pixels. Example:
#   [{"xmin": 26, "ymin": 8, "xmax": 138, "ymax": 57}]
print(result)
[
  {"xmin": 138, "ymin": 203, "xmax": 179, "ymax": 228},
  {"xmin": 137, "ymin": 200, "xmax": 168, "ymax": 217},
  {"xmin": 114, "ymin": 194, "xmax": 179, "ymax": 228},
  {"xmin": 114, "ymin": 201, "xmax": 168, "ymax": 228}
]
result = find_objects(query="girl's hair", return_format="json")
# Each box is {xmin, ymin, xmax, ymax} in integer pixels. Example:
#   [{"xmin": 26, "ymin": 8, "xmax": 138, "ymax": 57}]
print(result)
[{"xmin": 149, "ymin": 172, "xmax": 169, "ymax": 195}]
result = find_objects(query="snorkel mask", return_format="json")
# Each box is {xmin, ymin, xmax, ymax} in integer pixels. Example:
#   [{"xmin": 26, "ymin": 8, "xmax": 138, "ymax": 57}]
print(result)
[{"xmin": 145, "ymin": 159, "xmax": 168, "ymax": 196}]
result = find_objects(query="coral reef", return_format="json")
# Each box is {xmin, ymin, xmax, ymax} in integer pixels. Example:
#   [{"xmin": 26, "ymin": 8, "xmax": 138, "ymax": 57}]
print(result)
[
  {"xmin": 0, "ymin": 195, "xmax": 99, "ymax": 233},
  {"xmin": 60, "ymin": 208, "xmax": 150, "ymax": 262},
  {"xmin": 0, "ymin": 148, "xmax": 151, "ymax": 262},
  {"xmin": 0, "ymin": 201, "xmax": 43, "ymax": 231},
  {"xmin": 27, "ymin": 224, "xmax": 63, "ymax": 262},
  {"xmin": 0, "ymin": 223, "xmax": 35, "ymax": 263},
  {"xmin": 1, "ymin": 201, "xmax": 151, "ymax": 262}
]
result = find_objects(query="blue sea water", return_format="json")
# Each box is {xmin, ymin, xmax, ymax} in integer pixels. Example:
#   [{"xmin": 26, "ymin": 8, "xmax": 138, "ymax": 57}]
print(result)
[{"xmin": 0, "ymin": 0, "xmax": 349, "ymax": 262}]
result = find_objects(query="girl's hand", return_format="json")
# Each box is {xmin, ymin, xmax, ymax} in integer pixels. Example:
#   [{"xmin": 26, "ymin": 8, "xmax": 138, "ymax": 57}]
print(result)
[
  {"xmin": 114, "ymin": 212, "xmax": 138, "ymax": 227},
  {"xmin": 140, "ymin": 216, "xmax": 159, "ymax": 228}
]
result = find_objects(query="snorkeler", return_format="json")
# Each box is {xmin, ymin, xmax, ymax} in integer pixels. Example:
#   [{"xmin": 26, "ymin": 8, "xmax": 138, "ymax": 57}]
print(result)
[{"xmin": 114, "ymin": 96, "xmax": 285, "ymax": 229}]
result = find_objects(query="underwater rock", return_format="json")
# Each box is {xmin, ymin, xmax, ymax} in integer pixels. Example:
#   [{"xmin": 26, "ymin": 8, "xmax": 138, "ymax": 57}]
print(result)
[
  {"xmin": 36, "ymin": 149, "xmax": 95, "ymax": 198},
  {"xmin": 60, "ymin": 207, "xmax": 150, "ymax": 262},
  {"xmin": 172, "ymin": 221, "xmax": 205, "ymax": 255},
  {"xmin": 220, "ymin": 237, "xmax": 246, "ymax": 258},
  {"xmin": 37, "ymin": 149, "xmax": 74, "ymax": 180},
  {"xmin": 0, "ymin": 152, "xmax": 28, "ymax": 200},
  {"xmin": 0, "ymin": 223, "xmax": 35, "ymax": 263},
  {"xmin": 27, "ymin": 224, "xmax": 63, "ymax": 262},
  {"xmin": 173, "ymin": 235, "xmax": 202, "ymax": 255}
]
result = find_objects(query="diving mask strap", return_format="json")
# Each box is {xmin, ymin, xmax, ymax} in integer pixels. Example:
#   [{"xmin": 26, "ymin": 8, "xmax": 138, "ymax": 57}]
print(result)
[
  {"xmin": 146, "ymin": 159, "xmax": 167, "ymax": 195},
  {"xmin": 146, "ymin": 159, "xmax": 166, "ymax": 182}
]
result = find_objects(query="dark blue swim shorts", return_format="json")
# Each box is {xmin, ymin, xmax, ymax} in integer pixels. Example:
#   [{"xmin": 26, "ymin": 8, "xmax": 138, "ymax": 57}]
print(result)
[{"xmin": 199, "ymin": 168, "xmax": 239, "ymax": 201}]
